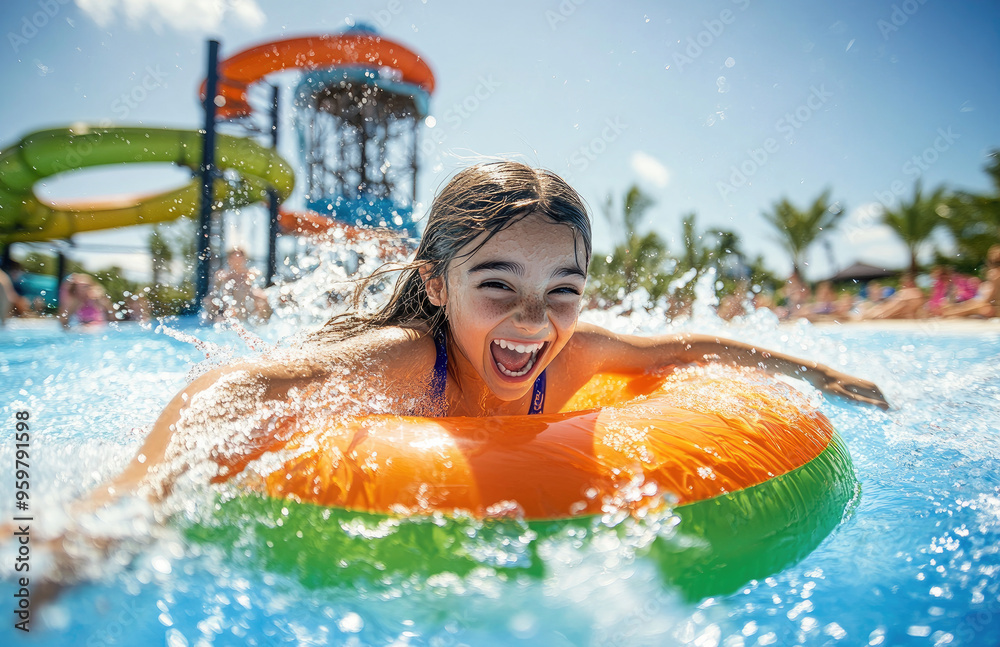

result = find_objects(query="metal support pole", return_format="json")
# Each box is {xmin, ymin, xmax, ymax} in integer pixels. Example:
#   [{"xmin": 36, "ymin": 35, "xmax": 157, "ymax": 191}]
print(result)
[
  {"xmin": 193, "ymin": 38, "xmax": 220, "ymax": 315},
  {"xmin": 410, "ymin": 121, "xmax": 418, "ymax": 205},
  {"xmin": 266, "ymin": 84, "xmax": 280, "ymax": 286},
  {"xmin": 55, "ymin": 248, "xmax": 67, "ymax": 311}
]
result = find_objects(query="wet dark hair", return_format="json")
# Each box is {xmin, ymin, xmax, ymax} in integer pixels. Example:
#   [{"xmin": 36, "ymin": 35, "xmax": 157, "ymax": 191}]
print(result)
[{"xmin": 315, "ymin": 161, "xmax": 592, "ymax": 342}]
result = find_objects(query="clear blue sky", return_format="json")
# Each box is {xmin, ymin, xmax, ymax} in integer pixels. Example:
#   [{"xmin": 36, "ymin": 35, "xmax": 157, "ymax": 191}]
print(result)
[{"xmin": 2, "ymin": 0, "xmax": 999, "ymax": 281}]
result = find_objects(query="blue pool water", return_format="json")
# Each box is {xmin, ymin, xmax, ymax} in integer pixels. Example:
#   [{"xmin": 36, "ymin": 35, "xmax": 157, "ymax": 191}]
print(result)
[{"xmin": 1, "ymin": 309, "xmax": 999, "ymax": 646}]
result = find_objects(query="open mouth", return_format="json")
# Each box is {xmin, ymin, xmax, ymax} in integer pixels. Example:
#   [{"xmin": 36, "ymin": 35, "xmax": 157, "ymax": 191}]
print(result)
[{"xmin": 490, "ymin": 338, "xmax": 547, "ymax": 378}]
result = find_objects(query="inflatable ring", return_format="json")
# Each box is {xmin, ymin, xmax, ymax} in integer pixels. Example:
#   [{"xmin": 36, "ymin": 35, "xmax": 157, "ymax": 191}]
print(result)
[
  {"xmin": 197, "ymin": 367, "xmax": 858, "ymax": 600},
  {"xmin": 0, "ymin": 125, "xmax": 295, "ymax": 243}
]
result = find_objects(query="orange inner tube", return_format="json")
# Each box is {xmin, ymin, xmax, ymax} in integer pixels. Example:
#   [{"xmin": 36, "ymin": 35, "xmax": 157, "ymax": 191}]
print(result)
[{"xmin": 215, "ymin": 368, "xmax": 834, "ymax": 521}]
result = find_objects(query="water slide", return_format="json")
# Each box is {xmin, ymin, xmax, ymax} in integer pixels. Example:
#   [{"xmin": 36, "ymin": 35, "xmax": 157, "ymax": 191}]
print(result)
[
  {"xmin": 0, "ymin": 31, "xmax": 433, "ymax": 245},
  {"xmin": 0, "ymin": 125, "xmax": 294, "ymax": 244},
  {"xmin": 200, "ymin": 31, "xmax": 435, "ymax": 236},
  {"xmin": 199, "ymin": 32, "xmax": 435, "ymax": 121}
]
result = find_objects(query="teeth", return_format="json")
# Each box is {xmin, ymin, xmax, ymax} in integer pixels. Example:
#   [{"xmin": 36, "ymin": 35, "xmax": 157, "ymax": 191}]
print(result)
[
  {"xmin": 494, "ymin": 339, "xmax": 543, "ymax": 353},
  {"xmin": 492, "ymin": 340, "xmax": 544, "ymax": 378},
  {"xmin": 497, "ymin": 354, "xmax": 536, "ymax": 377}
]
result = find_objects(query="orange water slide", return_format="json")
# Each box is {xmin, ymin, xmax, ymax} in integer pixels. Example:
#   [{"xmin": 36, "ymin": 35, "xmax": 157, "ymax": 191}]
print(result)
[
  {"xmin": 277, "ymin": 208, "xmax": 350, "ymax": 237},
  {"xmin": 277, "ymin": 208, "xmax": 415, "ymax": 260},
  {"xmin": 201, "ymin": 33, "xmax": 436, "ymax": 121}
]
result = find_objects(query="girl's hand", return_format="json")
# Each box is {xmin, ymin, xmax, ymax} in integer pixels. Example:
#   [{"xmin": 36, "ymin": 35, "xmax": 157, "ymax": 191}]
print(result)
[
  {"xmin": 821, "ymin": 370, "xmax": 890, "ymax": 410},
  {"xmin": 574, "ymin": 326, "xmax": 893, "ymax": 412}
]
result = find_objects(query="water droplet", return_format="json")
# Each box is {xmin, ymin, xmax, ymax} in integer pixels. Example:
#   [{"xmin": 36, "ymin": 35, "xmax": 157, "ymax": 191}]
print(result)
[
  {"xmin": 165, "ymin": 628, "xmax": 188, "ymax": 647},
  {"xmin": 151, "ymin": 555, "xmax": 172, "ymax": 574},
  {"xmin": 338, "ymin": 612, "xmax": 364, "ymax": 633}
]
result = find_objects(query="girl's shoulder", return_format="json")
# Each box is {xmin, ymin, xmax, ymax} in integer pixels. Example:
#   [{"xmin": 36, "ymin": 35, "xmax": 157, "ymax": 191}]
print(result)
[
  {"xmin": 544, "ymin": 322, "xmax": 651, "ymax": 408},
  {"xmin": 548, "ymin": 322, "xmax": 619, "ymax": 375},
  {"xmin": 297, "ymin": 324, "xmax": 437, "ymax": 381},
  {"xmin": 563, "ymin": 321, "xmax": 625, "ymax": 351},
  {"xmin": 191, "ymin": 326, "xmax": 437, "ymax": 414}
]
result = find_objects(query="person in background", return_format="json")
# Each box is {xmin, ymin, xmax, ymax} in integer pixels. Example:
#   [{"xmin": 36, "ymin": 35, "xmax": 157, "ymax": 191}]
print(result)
[
  {"xmin": 121, "ymin": 293, "xmax": 152, "ymax": 322},
  {"xmin": 810, "ymin": 281, "xmax": 838, "ymax": 316},
  {"xmin": 777, "ymin": 271, "xmax": 811, "ymax": 319},
  {"xmin": 2, "ymin": 260, "xmax": 31, "ymax": 314},
  {"xmin": 58, "ymin": 273, "xmax": 112, "ymax": 329},
  {"xmin": 927, "ymin": 266, "xmax": 953, "ymax": 316},
  {"xmin": 862, "ymin": 273, "xmax": 926, "ymax": 320},
  {"xmin": 927, "ymin": 266, "xmax": 980, "ymax": 315},
  {"xmin": 988, "ymin": 245, "xmax": 1000, "ymax": 315},
  {"xmin": 751, "ymin": 290, "xmax": 777, "ymax": 315},
  {"xmin": 204, "ymin": 248, "xmax": 272, "ymax": 323},
  {"xmin": 716, "ymin": 280, "xmax": 749, "ymax": 321},
  {"xmin": 853, "ymin": 280, "xmax": 885, "ymax": 319},
  {"xmin": 29, "ymin": 296, "xmax": 48, "ymax": 318},
  {"xmin": 951, "ymin": 271, "xmax": 981, "ymax": 303},
  {"xmin": 0, "ymin": 268, "xmax": 24, "ymax": 325},
  {"xmin": 800, "ymin": 282, "xmax": 855, "ymax": 323},
  {"xmin": 835, "ymin": 291, "xmax": 857, "ymax": 319},
  {"xmin": 938, "ymin": 245, "xmax": 1000, "ymax": 318}
]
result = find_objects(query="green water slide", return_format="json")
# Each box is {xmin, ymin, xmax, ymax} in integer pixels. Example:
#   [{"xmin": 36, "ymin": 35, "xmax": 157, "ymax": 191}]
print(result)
[{"xmin": 0, "ymin": 125, "xmax": 294, "ymax": 244}]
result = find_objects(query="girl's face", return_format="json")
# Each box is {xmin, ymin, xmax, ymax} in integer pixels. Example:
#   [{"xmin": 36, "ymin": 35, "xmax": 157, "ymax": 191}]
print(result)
[{"xmin": 426, "ymin": 213, "xmax": 588, "ymax": 402}]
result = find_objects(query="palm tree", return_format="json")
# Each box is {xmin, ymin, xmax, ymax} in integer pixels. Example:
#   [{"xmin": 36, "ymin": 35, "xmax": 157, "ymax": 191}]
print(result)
[
  {"xmin": 678, "ymin": 212, "xmax": 708, "ymax": 271},
  {"xmin": 705, "ymin": 228, "xmax": 750, "ymax": 280},
  {"xmin": 941, "ymin": 150, "xmax": 1000, "ymax": 270},
  {"xmin": 616, "ymin": 185, "xmax": 658, "ymax": 293},
  {"xmin": 761, "ymin": 189, "xmax": 842, "ymax": 277},
  {"xmin": 588, "ymin": 185, "xmax": 669, "ymax": 302},
  {"xmin": 677, "ymin": 216, "xmax": 747, "ymax": 278},
  {"xmin": 880, "ymin": 182, "xmax": 948, "ymax": 276}
]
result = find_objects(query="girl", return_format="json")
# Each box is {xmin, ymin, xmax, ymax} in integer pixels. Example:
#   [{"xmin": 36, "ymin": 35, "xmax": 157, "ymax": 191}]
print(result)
[
  {"xmin": 81, "ymin": 161, "xmax": 886, "ymax": 511},
  {"xmin": 10, "ymin": 162, "xmax": 890, "ymax": 599}
]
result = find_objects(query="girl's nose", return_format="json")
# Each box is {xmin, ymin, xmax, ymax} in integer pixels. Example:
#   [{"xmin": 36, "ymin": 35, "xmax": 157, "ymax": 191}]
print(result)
[{"xmin": 514, "ymin": 296, "xmax": 547, "ymax": 332}]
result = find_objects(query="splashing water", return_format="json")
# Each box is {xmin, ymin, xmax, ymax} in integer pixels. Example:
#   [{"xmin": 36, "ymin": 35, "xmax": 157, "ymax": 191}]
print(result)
[{"xmin": 1, "ymin": 237, "xmax": 999, "ymax": 646}]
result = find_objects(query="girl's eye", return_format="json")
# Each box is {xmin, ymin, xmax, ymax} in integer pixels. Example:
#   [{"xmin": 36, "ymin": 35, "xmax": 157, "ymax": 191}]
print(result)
[
  {"xmin": 551, "ymin": 286, "xmax": 582, "ymax": 296},
  {"xmin": 479, "ymin": 281, "xmax": 512, "ymax": 291}
]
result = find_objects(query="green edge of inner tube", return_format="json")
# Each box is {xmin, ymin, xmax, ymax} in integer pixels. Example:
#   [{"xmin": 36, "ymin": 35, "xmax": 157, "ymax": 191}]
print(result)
[
  {"xmin": 644, "ymin": 432, "xmax": 859, "ymax": 600},
  {"xmin": 185, "ymin": 433, "xmax": 858, "ymax": 601}
]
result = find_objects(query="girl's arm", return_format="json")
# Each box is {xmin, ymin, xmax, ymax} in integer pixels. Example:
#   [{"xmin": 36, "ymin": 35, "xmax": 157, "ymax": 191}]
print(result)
[
  {"xmin": 10, "ymin": 331, "xmax": 429, "ymax": 598},
  {"xmin": 83, "ymin": 355, "xmax": 336, "ymax": 510},
  {"xmin": 0, "ymin": 356, "xmax": 329, "ymax": 599},
  {"xmin": 80, "ymin": 327, "xmax": 429, "ymax": 511},
  {"xmin": 572, "ymin": 323, "xmax": 889, "ymax": 409}
]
